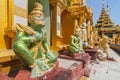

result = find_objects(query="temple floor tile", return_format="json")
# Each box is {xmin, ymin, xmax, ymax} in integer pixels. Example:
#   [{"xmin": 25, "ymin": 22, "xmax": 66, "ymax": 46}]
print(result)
[{"xmin": 89, "ymin": 48, "xmax": 120, "ymax": 80}]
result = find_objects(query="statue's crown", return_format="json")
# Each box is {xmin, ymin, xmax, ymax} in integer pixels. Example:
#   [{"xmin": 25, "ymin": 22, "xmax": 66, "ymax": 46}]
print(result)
[
  {"xmin": 28, "ymin": 2, "xmax": 44, "ymax": 23},
  {"xmin": 30, "ymin": 2, "xmax": 43, "ymax": 15}
]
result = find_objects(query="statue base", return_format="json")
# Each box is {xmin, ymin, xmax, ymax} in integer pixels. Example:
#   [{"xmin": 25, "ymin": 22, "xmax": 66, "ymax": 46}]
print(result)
[
  {"xmin": 84, "ymin": 48, "xmax": 97, "ymax": 60},
  {"xmin": 59, "ymin": 52, "xmax": 90, "ymax": 63},
  {"xmin": 1, "ymin": 58, "xmax": 89, "ymax": 80},
  {"xmin": 58, "ymin": 49, "xmax": 90, "ymax": 63},
  {"xmin": 56, "ymin": 58, "xmax": 85, "ymax": 80},
  {"xmin": 58, "ymin": 49, "xmax": 91, "ymax": 77},
  {"xmin": 14, "ymin": 61, "xmax": 60, "ymax": 80}
]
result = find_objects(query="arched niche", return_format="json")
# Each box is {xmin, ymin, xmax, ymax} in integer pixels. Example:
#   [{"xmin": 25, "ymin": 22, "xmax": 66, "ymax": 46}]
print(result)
[{"xmin": 61, "ymin": 9, "xmax": 75, "ymax": 45}]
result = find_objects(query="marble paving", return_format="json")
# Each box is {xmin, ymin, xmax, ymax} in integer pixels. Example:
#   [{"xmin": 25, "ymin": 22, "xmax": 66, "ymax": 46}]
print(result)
[{"xmin": 89, "ymin": 48, "xmax": 120, "ymax": 80}]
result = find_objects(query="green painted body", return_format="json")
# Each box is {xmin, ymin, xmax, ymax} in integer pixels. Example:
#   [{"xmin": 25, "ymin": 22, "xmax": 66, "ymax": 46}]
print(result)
[
  {"xmin": 13, "ymin": 26, "xmax": 57, "ymax": 66},
  {"xmin": 13, "ymin": 1, "xmax": 57, "ymax": 78},
  {"xmin": 69, "ymin": 35, "xmax": 84, "ymax": 53},
  {"xmin": 13, "ymin": 25, "xmax": 57, "ymax": 78}
]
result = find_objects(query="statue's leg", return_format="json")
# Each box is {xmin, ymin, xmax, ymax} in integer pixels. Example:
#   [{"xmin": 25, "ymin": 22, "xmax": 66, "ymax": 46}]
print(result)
[
  {"xmin": 69, "ymin": 46, "xmax": 79, "ymax": 53},
  {"xmin": 13, "ymin": 41, "xmax": 35, "ymax": 67},
  {"xmin": 42, "ymin": 38, "xmax": 57, "ymax": 63},
  {"xmin": 46, "ymin": 51, "xmax": 58, "ymax": 63}
]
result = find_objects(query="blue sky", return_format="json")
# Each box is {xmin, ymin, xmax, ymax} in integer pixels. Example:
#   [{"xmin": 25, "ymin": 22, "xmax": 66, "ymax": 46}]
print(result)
[{"xmin": 86, "ymin": 0, "xmax": 120, "ymax": 25}]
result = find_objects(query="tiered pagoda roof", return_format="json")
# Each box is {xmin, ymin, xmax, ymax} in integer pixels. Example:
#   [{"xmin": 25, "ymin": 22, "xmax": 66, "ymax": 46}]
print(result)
[{"xmin": 95, "ymin": 1, "xmax": 114, "ymax": 28}]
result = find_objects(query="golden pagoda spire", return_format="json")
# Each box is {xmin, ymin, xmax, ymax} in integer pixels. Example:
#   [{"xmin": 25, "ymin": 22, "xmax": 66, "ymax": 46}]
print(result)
[
  {"xmin": 95, "ymin": 0, "xmax": 115, "ymax": 38},
  {"xmin": 106, "ymin": 5, "xmax": 111, "ymax": 15},
  {"xmin": 102, "ymin": 0, "xmax": 105, "ymax": 8}
]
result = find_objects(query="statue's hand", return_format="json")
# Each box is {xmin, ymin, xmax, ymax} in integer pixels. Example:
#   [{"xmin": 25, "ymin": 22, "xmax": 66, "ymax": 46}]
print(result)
[
  {"xmin": 34, "ymin": 31, "xmax": 41, "ymax": 42},
  {"xmin": 26, "ymin": 29, "xmax": 35, "ymax": 35}
]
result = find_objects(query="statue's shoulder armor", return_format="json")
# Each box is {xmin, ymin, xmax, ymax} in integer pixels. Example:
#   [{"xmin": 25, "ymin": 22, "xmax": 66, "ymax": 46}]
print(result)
[
  {"xmin": 16, "ymin": 23, "xmax": 25, "ymax": 32},
  {"xmin": 16, "ymin": 23, "xmax": 36, "ymax": 35}
]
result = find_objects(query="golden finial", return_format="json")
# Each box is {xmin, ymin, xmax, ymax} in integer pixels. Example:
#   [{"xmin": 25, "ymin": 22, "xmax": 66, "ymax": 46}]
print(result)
[
  {"xmin": 34, "ymin": 2, "xmax": 43, "ymax": 11},
  {"xmin": 102, "ymin": 0, "xmax": 105, "ymax": 8}
]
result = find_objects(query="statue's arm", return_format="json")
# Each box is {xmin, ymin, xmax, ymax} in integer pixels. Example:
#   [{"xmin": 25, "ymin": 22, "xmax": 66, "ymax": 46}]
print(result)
[
  {"xmin": 79, "ymin": 39, "xmax": 83, "ymax": 51},
  {"xmin": 78, "ymin": 38, "xmax": 82, "ymax": 46},
  {"xmin": 70, "ymin": 36, "xmax": 77, "ymax": 48},
  {"xmin": 41, "ymin": 29, "xmax": 49, "ymax": 52},
  {"xmin": 42, "ymin": 37, "xmax": 49, "ymax": 52},
  {"xmin": 15, "ymin": 24, "xmax": 37, "ymax": 43},
  {"xmin": 16, "ymin": 31, "xmax": 36, "ymax": 43}
]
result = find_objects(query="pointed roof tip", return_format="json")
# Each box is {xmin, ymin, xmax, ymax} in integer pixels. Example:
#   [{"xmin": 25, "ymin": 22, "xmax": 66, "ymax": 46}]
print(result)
[{"xmin": 102, "ymin": 0, "xmax": 105, "ymax": 8}]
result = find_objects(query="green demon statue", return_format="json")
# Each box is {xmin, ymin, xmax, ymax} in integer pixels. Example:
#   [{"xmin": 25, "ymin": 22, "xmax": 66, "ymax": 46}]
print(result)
[{"xmin": 13, "ymin": 2, "xmax": 57, "ymax": 78}]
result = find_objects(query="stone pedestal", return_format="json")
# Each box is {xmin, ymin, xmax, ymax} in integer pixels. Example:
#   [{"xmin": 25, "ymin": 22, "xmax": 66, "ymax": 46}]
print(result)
[
  {"xmin": 59, "ymin": 54, "xmax": 90, "ymax": 77},
  {"xmin": 56, "ymin": 58, "xmax": 84, "ymax": 80},
  {"xmin": 59, "ymin": 53, "xmax": 90, "ymax": 63},
  {"xmin": 84, "ymin": 48, "xmax": 97, "ymax": 60},
  {"xmin": 58, "ymin": 49, "xmax": 91, "ymax": 77},
  {"xmin": 58, "ymin": 49, "xmax": 91, "ymax": 62},
  {"xmin": 14, "ymin": 61, "xmax": 60, "ymax": 80},
  {"xmin": 1, "ymin": 57, "xmax": 90, "ymax": 80}
]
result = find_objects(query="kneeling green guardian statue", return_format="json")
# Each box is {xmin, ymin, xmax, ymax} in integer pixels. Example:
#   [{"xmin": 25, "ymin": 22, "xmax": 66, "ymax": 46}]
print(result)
[
  {"xmin": 13, "ymin": 2, "xmax": 57, "ymax": 78},
  {"xmin": 69, "ymin": 26, "xmax": 84, "ymax": 53}
]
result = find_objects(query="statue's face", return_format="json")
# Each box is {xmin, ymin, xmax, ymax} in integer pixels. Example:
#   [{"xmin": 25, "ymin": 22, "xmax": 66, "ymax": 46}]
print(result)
[
  {"xmin": 75, "ymin": 31, "xmax": 80, "ymax": 36},
  {"xmin": 31, "ymin": 14, "xmax": 45, "ymax": 26}
]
